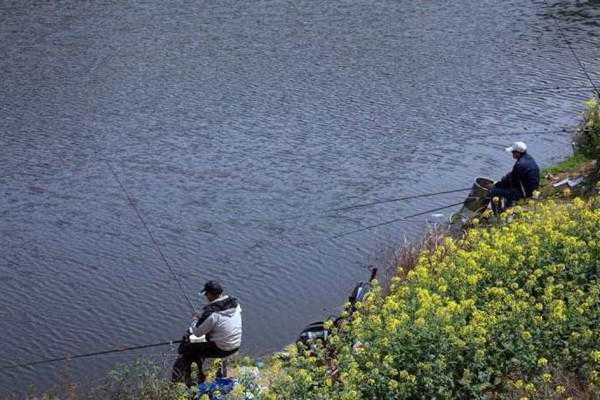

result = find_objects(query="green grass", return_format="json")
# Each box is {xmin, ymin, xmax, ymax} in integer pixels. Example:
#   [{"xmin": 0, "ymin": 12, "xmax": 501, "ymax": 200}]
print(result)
[{"xmin": 543, "ymin": 152, "xmax": 590, "ymax": 176}]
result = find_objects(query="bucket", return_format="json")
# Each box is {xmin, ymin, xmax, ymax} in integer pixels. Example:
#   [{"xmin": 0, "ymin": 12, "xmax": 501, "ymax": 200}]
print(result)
[
  {"xmin": 463, "ymin": 177, "xmax": 494, "ymax": 212},
  {"xmin": 450, "ymin": 177, "xmax": 494, "ymax": 224},
  {"xmin": 473, "ymin": 177, "xmax": 494, "ymax": 195}
]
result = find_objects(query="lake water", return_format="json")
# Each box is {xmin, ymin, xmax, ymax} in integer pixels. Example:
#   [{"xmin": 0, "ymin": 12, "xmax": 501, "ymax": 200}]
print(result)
[{"xmin": 1, "ymin": 0, "xmax": 599, "ymax": 393}]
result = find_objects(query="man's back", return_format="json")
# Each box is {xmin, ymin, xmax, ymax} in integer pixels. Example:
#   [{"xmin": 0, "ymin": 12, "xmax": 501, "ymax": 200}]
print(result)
[
  {"xmin": 513, "ymin": 153, "xmax": 540, "ymax": 197},
  {"xmin": 206, "ymin": 299, "xmax": 242, "ymax": 351},
  {"xmin": 191, "ymin": 295, "xmax": 242, "ymax": 351}
]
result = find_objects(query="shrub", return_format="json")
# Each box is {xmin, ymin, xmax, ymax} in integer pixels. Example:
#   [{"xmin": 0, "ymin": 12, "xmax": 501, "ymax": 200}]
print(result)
[
  {"xmin": 85, "ymin": 359, "xmax": 189, "ymax": 400},
  {"xmin": 18, "ymin": 359, "xmax": 190, "ymax": 400},
  {"xmin": 575, "ymin": 98, "xmax": 600, "ymax": 162}
]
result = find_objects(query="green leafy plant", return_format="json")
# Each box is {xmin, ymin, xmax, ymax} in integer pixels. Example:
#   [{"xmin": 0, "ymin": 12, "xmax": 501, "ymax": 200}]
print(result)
[
  {"xmin": 92, "ymin": 359, "xmax": 189, "ymax": 400},
  {"xmin": 575, "ymin": 98, "xmax": 600, "ymax": 162}
]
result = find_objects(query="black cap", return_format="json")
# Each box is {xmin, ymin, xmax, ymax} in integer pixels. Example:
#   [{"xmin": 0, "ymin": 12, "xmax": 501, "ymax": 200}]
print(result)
[{"xmin": 201, "ymin": 280, "xmax": 223, "ymax": 295}]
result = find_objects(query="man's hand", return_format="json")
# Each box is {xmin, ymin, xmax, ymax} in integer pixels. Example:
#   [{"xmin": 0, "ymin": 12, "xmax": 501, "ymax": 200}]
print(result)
[{"xmin": 192, "ymin": 312, "xmax": 201, "ymax": 320}]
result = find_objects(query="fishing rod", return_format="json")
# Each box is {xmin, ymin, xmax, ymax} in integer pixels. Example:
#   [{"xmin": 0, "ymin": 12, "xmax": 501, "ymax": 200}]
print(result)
[
  {"xmin": 331, "ymin": 200, "xmax": 464, "ymax": 240},
  {"xmin": 0, "ymin": 340, "xmax": 183, "ymax": 371},
  {"xmin": 280, "ymin": 186, "xmax": 473, "ymax": 222},
  {"xmin": 464, "ymin": 84, "xmax": 595, "ymax": 97},
  {"xmin": 105, "ymin": 160, "xmax": 195, "ymax": 311},
  {"xmin": 498, "ymin": 128, "xmax": 570, "ymax": 136},
  {"xmin": 546, "ymin": 4, "xmax": 600, "ymax": 99},
  {"xmin": 326, "ymin": 187, "xmax": 471, "ymax": 213}
]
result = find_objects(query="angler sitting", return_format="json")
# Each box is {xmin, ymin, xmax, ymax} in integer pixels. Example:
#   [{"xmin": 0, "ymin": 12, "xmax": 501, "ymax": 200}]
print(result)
[
  {"xmin": 172, "ymin": 280, "xmax": 242, "ymax": 387},
  {"xmin": 490, "ymin": 141, "xmax": 540, "ymax": 213}
]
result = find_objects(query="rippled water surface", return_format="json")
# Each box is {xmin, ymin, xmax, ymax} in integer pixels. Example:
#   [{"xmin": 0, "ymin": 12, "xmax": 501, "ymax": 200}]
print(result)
[{"xmin": 1, "ymin": 0, "xmax": 599, "ymax": 392}]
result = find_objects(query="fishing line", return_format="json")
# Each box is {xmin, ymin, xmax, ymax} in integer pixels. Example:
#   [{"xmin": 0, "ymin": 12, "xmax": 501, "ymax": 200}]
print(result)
[
  {"xmin": 331, "ymin": 200, "xmax": 465, "ymax": 240},
  {"xmin": 2, "ymin": 161, "xmax": 205, "ymax": 371},
  {"xmin": 0, "ymin": 161, "xmax": 196, "ymax": 372},
  {"xmin": 546, "ymin": 4, "xmax": 600, "ymax": 99},
  {"xmin": 0, "ymin": 340, "xmax": 183, "ymax": 371},
  {"xmin": 105, "ymin": 160, "xmax": 195, "ymax": 311}
]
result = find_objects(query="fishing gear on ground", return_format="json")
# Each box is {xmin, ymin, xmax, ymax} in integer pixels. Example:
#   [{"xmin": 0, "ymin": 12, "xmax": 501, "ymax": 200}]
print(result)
[{"xmin": 297, "ymin": 268, "xmax": 378, "ymax": 346}]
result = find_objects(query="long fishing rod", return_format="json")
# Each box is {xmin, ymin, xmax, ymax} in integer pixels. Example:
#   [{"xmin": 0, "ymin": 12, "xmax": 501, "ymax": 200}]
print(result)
[
  {"xmin": 280, "ymin": 186, "xmax": 473, "ymax": 222},
  {"xmin": 546, "ymin": 4, "xmax": 600, "ymax": 99},
  {"xmin": 105, "ymin": 160, "xmax": 195, "ymax": 311},
  {"xmin": 331, "ymin": 200, "xmax": 464, "ymax": 240},
  {"xmin": 464, "ymin": 84, "xmax": 594, "ymax": 97},
  {"xmin": 500, "ymin": 128, "xmax": 570, "ymax": 136},
  {"xmin": 326, "ymin": 187, "xmax": 471, "ymax": 213},
  {"xmin": 0, "ymin": 340, "xmax": 183, "ymax": 371}
]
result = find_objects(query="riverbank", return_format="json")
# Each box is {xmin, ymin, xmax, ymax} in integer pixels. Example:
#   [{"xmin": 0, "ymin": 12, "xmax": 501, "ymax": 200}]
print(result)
[
  {"xmin": 14, "ymin": 100, "xmax": 600, "ymax": 399},
  {"xmin": 236, "ymin": 100, "xmax": 600, "ymax": 399}
]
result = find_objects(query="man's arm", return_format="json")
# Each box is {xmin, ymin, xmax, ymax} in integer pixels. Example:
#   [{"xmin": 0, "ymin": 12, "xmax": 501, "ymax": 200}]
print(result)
[
  {"xmin": 190, "ymin": 313, "xmax": 217, "ymax": 337},
  {"xmin": 495, "ymin": 171, "xmax": 513, "ymax": 189},
  {"xmin": 518, "ymin": 160, "xmax": 540, "ymax": 196}
]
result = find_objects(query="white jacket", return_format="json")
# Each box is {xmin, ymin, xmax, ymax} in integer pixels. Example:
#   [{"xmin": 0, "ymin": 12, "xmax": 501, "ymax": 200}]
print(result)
[{"xmin": 189, "ymin": 295, "xmax": 242, "ymax": 351}]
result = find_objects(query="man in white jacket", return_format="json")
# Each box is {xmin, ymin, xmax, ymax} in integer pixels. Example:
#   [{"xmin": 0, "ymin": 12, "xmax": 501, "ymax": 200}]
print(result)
[{"xmin": 172, "ymin": 280, "xmax": 242, "ymax": 386}]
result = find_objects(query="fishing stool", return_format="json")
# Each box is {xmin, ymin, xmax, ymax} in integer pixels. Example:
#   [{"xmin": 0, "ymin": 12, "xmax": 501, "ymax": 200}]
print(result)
[{"xmin": 214, "ymin": 351, "xmax": 239, "ymax": 379}]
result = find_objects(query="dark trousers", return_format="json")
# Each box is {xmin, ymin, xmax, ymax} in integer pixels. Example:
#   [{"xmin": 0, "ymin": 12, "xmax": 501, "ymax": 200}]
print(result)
[
  {"xmin": 489, "ymin": 187, "xmax": 521, "ymax": 214},
  {"xmin": 171, "ymin": 341, "xmax": 238, "ymax": 387}
]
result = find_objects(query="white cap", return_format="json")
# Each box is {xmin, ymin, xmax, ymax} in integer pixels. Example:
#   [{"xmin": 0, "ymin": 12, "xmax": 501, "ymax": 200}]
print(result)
[{"xmin": 505, "ymin": 141, "xmax": 527, "ymax": 153}]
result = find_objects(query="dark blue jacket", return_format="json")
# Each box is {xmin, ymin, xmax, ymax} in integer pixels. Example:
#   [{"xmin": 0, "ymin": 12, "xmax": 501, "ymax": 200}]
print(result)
[{"xmin": 496, "ymin": 153, "xmax": 540, "ymax": 199}]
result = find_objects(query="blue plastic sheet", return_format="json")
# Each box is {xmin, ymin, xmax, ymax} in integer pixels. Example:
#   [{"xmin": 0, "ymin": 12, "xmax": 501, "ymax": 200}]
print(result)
[{"xmin": 195, "ymin": 377, "xmax": 236, "ymax": 400}]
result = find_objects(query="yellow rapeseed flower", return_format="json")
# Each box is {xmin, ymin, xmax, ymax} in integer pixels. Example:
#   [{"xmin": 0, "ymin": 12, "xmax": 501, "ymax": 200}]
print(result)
[{"xmin": 537, "ymin": 357, "xmax": 548, "ymax": 367}]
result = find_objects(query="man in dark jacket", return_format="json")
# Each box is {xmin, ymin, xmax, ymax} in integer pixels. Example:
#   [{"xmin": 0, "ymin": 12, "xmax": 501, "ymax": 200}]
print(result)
[
  {"xmin": 490, "ymin": 141, "xmax": 540, "ymax": 213},
  {"xmin": 172, "ymin": 280, "xmax": 242, "ymax": 387}
]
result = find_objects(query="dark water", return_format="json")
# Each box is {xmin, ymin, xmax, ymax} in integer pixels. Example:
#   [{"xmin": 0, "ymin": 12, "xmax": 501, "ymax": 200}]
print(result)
[{"xmin": 1, "ymin": 0, "xmax": 599, "ymax": 393}]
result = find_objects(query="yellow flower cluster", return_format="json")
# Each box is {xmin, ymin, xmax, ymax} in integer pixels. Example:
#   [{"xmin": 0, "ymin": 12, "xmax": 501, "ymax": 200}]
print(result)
[{"xmin": 241, "ymin": 196, "xmax": 600, "ymax": 399}]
